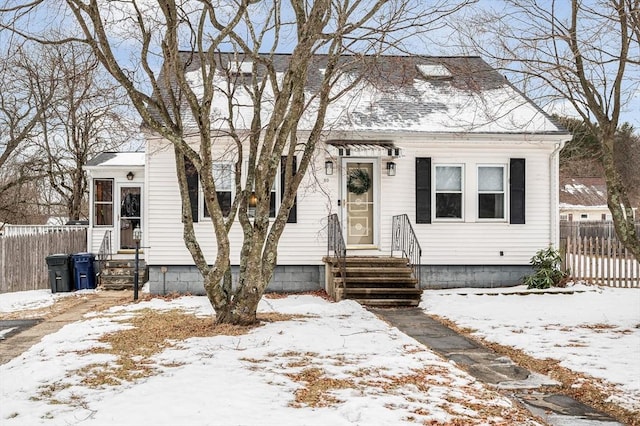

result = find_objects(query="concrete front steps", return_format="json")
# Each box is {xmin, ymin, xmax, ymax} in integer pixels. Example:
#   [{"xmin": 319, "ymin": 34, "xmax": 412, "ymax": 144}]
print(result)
[
  {"xmin": 324, "ymin": 256, "xmax": 421, "ymax": 307},
  {"xmin": 99, "ymin": 259, "xmax": 147, "ymax": 290}
]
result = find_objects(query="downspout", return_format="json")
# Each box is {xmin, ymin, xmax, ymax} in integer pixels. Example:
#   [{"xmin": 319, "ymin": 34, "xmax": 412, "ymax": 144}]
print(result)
[{"xmin": 549, "ymin": 140, "xmax": 567, "ymax": 247}]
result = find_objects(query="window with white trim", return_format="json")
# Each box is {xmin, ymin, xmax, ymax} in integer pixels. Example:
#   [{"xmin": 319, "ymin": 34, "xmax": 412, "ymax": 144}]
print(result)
[
  {"xmin": 246, "ymin": 160, "xmax": 279, "ymax": 219},
  {"xmin": 477, "ymin": 165, "xmax": 506, "ymax": 220},
  {"xmin": 435, "ymin": 165, "xmax": 463, "ymax": 219},
  {"xmin": 204, "ymin": 162, "xmax": 234, "ymax": 218},
  {"xmin": 93, "ymin": 179, "xmax": 113, "ymax": 226}
]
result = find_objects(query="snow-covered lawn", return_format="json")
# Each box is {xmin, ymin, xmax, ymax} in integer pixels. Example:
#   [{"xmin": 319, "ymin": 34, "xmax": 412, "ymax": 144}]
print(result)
[
  {"xmin": 1, "ymin": 284, "xmax": 638, "ymax": 425},
  {"xmin": 421, "ymin": 284, "xmax": 640, "ymax": 412},
  {"xmin": 0, "ymin": 291, "xmax": 536, "ymax": 425}
]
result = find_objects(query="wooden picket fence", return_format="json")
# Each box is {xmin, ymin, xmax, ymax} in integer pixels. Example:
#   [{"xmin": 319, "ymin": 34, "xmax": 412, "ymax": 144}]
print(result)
[
  {"xmin": 561, "ymin": 236, "xmax": 639, "ymax": 287},
  {"xmin": 0, "ymin": 229, "xmax": 87, "ymax": 293}
]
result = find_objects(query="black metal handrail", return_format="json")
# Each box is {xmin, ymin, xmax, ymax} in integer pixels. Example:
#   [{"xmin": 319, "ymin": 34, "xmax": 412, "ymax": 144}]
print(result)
[
  {"xmin": 327, "ymin": 214, "xmax": 347, "ymax": 286},
  {"xmin": 96, "ymin": 230, "xmax": 112, "ymax": 280},
  {"xmin": 391, "ymin": 214, "xmax": 422, "ymax": 286}
]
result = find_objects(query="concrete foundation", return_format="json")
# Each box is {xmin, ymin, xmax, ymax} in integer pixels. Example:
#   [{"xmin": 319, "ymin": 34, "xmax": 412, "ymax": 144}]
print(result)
[
  {"xmin": 421, "ymin": 265, "xmax": 533, "ymax": 289},
  {"xmin": 147, "ymin": 265, "xmax": 325, "ymax": 295},
  {"xmin": 148, "ymin": 263, "xmax": 532, "ymax": 294}
]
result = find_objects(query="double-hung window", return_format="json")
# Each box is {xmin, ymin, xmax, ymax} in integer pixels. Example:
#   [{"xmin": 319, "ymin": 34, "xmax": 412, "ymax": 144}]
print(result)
[
  {"xmin": 204, "ymin": 162, "xmax": 234, "ymax": 218},
  {"xmin": 477, "ymin": 165, "xmax": 506, "ymax": 220},
  {"xmin": 197, "ymin": 158, "xmax": 295, "ymax": 222},
  {"xmin": 246, "ymin": 160, "xmax": 279, "ymax": 219},
  {"xmin": 268, "ymin": 179, "xmax": 278, "ymax": 218},
  {"xmin": 435, "ymin": 165, "xmax": 463, "ymax": 219},
  {"xmin": 93, "ymin": 179, "xmax": 113, "ymax": 226}
]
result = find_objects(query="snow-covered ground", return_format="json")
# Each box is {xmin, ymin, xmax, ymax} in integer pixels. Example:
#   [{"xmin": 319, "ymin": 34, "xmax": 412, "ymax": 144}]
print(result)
[
  {"xmin": 0, "ymin": 289, "xmax": 75, "ymax": 313},
  {"xmin": 0, "ymin": 284, "xmax": 638, "ymax": 425},
  {"xmin": 421, "ymin": 284, "xmax": 640, "ymax": 412}
]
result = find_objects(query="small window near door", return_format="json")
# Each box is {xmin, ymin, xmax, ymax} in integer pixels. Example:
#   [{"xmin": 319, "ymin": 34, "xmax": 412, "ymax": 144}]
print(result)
[
  {"xmin": 581, "ymin": 213, "xmax": 588, "ymax": 220},
  {"xmin": 93, "ymin": 179, "xmax": 113, "ymax": 226},
  {"xmin": 435, "ymin": 165, "xmax": 463, "ymax": 219},
  {"xmin": 478, "ymin": 165, "xmax": 506, "ymax": 220}
]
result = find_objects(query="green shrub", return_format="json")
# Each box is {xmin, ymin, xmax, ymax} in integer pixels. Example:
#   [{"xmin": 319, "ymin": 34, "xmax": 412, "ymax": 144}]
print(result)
[{"xmin": 523, "ymin": 246, "xmax": 568, "ymax": 289}]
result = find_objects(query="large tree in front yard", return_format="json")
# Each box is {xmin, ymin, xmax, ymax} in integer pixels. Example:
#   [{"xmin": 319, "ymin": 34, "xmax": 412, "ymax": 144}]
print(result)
[
  {"xmin": 455, "ymin": 0, "xmax": 640, "ymax": 260},
  {"xmin": 1, "ymin": 0, "xmax": 470, "ymax": 324}
]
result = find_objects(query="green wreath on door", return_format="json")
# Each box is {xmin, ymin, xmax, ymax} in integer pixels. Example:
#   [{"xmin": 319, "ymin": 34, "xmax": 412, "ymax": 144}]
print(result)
[{"xmin": 347, "ymin": 168, "xmax": 371, "ymax": 195}]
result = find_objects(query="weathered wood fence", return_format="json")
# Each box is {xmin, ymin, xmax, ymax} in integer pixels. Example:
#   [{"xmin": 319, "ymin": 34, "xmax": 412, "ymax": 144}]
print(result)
[
  {"xmin": 0, "ymin": 229, "xmax": 87, "ymax": 293},
  {"xmin": 561, "ymin": 236, "xmax": 639, "ymax": 288},
  {"xmin": 560, "ymin": 220, "xmax": 640, "ymax": 240}
]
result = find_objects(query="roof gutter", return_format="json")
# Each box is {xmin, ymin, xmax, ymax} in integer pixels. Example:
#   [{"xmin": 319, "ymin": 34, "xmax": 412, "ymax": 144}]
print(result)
[{"xmin": 550, "ymin": 139, "xmax": 569, "ymax": 247}]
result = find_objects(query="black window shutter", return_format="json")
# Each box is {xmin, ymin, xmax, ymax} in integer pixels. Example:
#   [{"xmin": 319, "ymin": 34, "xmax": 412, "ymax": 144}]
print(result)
[
  {"xmin": 281, "ymin": 156, "xmax": 297, "ymax": 223},
  {"xmin": 415, "ymin": 157, "xmax": 432, "ymax": 224},
  {"xmin": 184, "ymin": 156, "xmax": 199, "ymax": 223},
  {"xmin": 509, "ymin": 158, "xmax": 525, "ymax": 224}
]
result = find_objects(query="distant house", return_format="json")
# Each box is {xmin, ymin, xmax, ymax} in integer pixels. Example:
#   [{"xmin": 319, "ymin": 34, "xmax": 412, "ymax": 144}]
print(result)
[
  {"xmin": 560, "ymin": 177, "xmax": 611, "ymax": 221},
  {"xmin": 85, "ymin": 53, "xmax": 571, "ymax": 293}
]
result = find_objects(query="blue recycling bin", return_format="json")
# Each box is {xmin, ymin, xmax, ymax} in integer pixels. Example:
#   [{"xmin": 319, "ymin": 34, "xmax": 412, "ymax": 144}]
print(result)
[{"xmin": 72, "ymin": 252, "xmax": 96, "ymax": 290}]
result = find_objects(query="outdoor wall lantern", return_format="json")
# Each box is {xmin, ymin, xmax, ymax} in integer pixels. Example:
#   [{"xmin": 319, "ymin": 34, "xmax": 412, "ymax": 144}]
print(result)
[
  {"xmin": 386, "ymin": 161, "xmax": 397, "ymax": 176},
  {"xmin": 133, "ymin": 225, "xmax": 142, "ymax": 301},
  {"xmin": 325, "ymin": 160, "xmax": 334, "ymax": 175},
  {"xmin": 248, "ymin": 191, "xmax": 257, "ymax": 217},
  {"xmin": 248, "ymin": 191, "xmax": 258, "ymax": 208},
  {"xmin": 126, "ymin": 171, "xmax": 135, "ymax": 180}
]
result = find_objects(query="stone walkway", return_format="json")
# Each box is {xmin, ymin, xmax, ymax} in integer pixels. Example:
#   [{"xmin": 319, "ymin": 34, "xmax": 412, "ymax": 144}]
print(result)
[
  {"xmin": 0, "ymin": 291, "xmax": 132, "ymax": 365},
  {"xmin": 370, "ymin": 307, "xmax": 623, "ymax": 426}
]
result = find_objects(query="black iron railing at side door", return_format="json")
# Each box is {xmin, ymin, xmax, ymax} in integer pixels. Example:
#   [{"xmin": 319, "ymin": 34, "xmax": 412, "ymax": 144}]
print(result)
[
  {"xmin": 96, "ymin": 230, "xmax": 112, "ymax": 284},
  {"xmin": 391, "ymin": 214, "xmax": 422, "ymax": 286},
  {"xmin": 327, "ymin": 214, "xmax": 347, "ymax": 286}
]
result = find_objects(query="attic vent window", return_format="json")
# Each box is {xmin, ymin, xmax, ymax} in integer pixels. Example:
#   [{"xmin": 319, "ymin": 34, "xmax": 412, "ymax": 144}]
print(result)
[
  {"xmin": 417, "ymin": 64, "xmax": 452, "ymax": 79},
  {"xmin": 230, "ymin": 61, "xmax": 253, "ymax": 77}
]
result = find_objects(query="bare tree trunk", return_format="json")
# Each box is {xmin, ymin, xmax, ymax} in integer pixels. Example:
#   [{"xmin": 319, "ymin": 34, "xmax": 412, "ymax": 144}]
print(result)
[
  {"xmin": 214, "ymin": 263, "xmax": 264, "ymax": 325},
  {"xmin": 601, "ymin": 136, "xmax": 640, "ymax": 259}
]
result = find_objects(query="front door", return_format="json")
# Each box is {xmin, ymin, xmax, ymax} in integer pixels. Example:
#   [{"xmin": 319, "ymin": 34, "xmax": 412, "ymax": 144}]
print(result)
[
  {"xmin": 342, "ymin": 160, "xmax": 377, "ymax": 248},
  {"xmin": 118, "ymin": 185, "xmax": 142, "ymax": 250}
]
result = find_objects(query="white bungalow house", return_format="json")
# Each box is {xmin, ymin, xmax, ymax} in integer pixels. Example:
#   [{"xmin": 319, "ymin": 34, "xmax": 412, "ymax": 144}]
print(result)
[{"xmin": 85, "ymin": 53, "xmax": 571, "ymax": 296}]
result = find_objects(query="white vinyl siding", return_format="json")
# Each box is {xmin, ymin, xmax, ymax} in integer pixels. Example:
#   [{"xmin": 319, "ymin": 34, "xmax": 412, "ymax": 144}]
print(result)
[
  {"xmin": 146, "ymin": 137, "xmax": 324, "ymax": 266},
  {"xmin": 146, "ymin": 133, "xmax": 560, "ymax": 267}
]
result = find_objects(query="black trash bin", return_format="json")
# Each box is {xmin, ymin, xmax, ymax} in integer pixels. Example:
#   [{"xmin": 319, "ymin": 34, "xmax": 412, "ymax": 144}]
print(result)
[
  {"xmin": 46, "ymin": 254, "xmax": 73, "ymax": 293},
  {"xmin": 72, "ymin": 252, "xmax": 96, "ymax": 290}
]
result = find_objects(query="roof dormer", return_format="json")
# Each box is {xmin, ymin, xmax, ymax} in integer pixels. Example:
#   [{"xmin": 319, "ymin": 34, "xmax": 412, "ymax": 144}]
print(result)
[
  {"xmin": 229, "ymin": 61, "xmax": 253, "ymax": 77},
  {"xmin": 416, "ymin": 64, "xmax": 452, "ymax": 80}
]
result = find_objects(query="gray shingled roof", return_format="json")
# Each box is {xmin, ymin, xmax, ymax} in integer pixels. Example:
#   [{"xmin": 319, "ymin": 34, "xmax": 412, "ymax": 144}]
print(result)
[
  {"xmin": 152, "ymin": 52, "xmax": 569, "ymax": 135},
  {"xmin": 85, "ymin": 152, "xmax": 145, "ymax": 168}
]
